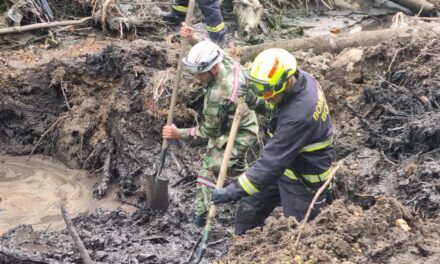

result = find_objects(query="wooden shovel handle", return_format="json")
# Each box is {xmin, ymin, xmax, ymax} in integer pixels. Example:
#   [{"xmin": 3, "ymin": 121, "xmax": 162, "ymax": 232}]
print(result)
[
  {"xmin": 207, "ymin": 100, "xmax": 248, "ymax": 224},
  {"xmin": 162, "ymin": 0, "xmax": 196, "ymax": 150}
]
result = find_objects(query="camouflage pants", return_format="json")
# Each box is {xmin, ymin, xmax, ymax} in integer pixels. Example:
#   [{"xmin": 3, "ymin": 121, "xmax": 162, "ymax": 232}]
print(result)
[{"xmin": 195, "ymin": 133, "xmax": 256, "ymax": 216}]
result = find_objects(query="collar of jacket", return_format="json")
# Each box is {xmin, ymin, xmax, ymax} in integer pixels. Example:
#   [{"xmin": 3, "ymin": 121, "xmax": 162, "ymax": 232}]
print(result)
[{"xmin": 277, "ymin": 70, "xmax": 306, "ymax": 107}]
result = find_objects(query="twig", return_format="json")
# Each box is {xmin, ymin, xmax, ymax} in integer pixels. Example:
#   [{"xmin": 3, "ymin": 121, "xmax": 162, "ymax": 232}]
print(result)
[
  {"xmin": 380, "ymin": 151, "xmax": 397, "ymax": 166},
  {"xmin": 61, "ymin": 80, "xmax": 71, "ymax": 110},
  {"xmin": 28, "ymin": 115, "xmax": 68, "ymax": 160},
  {"xmin": 60, "ymin": 205, "xmax": 94, "ymax": 264},
  {"xmin": 171, "ymin": 176, "xmax": 193, "ymax": 187},
  {"xmin": 101, "ymin": 0, "xmax": 113, "ymax": 32},
  {"xmin": 0, "ymin": 17, "xmax": 93, "ymax": 35},
  {"xmin": 387, "ymin": 48, "xmax": 403, "ymax": 74},
  {"xmin": 292, "ymin": 161, "xmax": 341, "ymax": 256}
]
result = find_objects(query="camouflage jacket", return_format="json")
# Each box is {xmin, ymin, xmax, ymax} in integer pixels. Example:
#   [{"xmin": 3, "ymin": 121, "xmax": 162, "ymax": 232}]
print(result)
[{"xmin": 178, "ymin": 55, "xmax": 258, "ymax": 148}]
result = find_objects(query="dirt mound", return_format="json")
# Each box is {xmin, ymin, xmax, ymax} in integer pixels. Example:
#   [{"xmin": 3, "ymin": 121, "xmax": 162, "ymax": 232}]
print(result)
[
  {"xmin": 224, "ymin": 197, "xmax": 440, "ymax": 264},
  {"xmin": 336, "ymin": 27, "xmax": 440, "ymax": 217},
  {"xmin": 0, "ymin": 39, "xmax": 203, "ymax": 199}
]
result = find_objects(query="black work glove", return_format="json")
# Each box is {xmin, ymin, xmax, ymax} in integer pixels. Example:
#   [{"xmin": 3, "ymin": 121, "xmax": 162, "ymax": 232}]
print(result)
[
  {"xmin": 237, "ymin": 84, "xmax": 257, "ymax": 107},
  {"xmin": 211, "ymin": 187, "xmax": 235, "ymax": 204}
]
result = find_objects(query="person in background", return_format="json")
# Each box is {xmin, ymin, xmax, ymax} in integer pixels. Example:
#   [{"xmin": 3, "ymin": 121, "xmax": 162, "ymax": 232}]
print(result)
[{"xmin": 162, "ymin": 0, "xmax": 225, "ymax": 43}]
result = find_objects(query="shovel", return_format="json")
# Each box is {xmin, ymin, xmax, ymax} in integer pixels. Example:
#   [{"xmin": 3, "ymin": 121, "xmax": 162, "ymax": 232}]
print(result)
[
  {"xmin": 189, "ymin": 99, "xmax": 248, "ymax": 264},
  {"xmin": 146, "ymin": 0, "xmax": 197, "ymax": 211}
]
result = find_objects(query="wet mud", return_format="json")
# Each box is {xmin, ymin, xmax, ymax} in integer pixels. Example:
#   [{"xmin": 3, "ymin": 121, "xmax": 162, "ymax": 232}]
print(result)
[
  {"xmin": 1, "ymin": 1, "xmax": 440, "ymax": 263},
  {"xmin": 0, "ymin": 155, "xmax": 136, "ymax": 234},
  {"xmin": 224, "ymin": 197, "xmax": 440, "ymax": 264},
  {"xmin": 0, "ymin": 36, "xmax": 231, "ymax": 263}
]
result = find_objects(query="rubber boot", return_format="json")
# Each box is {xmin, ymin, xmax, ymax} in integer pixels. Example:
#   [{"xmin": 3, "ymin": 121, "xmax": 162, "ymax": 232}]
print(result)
[
  {"xmin": 208, "ymin": 29, "xmax": 225, "ymax": 44},
  {"xmin": 161, "ymin": 10, "xmax": 186, "ymax": 25},
  {"xmin": 193, "ymin": 212, "xmax": 207, "ymax": 227}
]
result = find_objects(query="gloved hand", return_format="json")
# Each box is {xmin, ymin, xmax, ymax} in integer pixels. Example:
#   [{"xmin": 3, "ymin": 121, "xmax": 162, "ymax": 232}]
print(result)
[
  {"xmin": 238, "ymin": 84, "xmax": 257, "ymax": 107},
  {"xmin": 211, "ymin": 187, "xmax": 235, "ymax": 204}
]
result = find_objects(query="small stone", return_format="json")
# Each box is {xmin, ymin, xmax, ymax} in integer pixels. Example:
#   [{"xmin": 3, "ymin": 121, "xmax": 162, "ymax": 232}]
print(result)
[{"xmin": 395, "ymin": 218, "xmax": 411, "ymax": 231}]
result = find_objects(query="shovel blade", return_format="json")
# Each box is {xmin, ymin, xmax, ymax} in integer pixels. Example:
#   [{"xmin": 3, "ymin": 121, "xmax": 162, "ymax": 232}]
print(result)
[
  {"xmin": 145, "ymin": 174, "xmax": 169, "ymax": 211},
  {"xmin": 145, "ymin": 174, "xmax": 156, "ymax": 204},
  {"xmin": 151, "ymin": 177, "xmax": 169, "ymax": 211}
]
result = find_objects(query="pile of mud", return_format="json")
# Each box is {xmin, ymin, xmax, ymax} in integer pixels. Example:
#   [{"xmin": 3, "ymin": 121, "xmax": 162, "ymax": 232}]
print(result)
[
  {"xmin": 224, "ymin": 197, "xmax": 440, "ymax": 263},
  {"xmin": 337, "ymin": 26, "xmax": 440, "ymax": 217},
  {"xmin": 0, "ymin": 39, "xmax": 203, "ymax": 199}
]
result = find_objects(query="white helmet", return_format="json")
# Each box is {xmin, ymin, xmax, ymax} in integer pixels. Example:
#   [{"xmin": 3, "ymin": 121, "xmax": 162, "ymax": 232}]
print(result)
[{"xmin": 182, "ymin": 40, "xmax": 223, "ymax": 74}]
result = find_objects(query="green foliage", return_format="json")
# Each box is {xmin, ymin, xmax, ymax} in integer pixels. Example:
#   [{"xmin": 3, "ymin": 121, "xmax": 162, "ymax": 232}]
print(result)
[
  {"xmin": 0, "ymin": 0, "xmax": 8, "ymax": 13},
  {"xmin": 264, "ymin": 11, "xmax": 284, "ymax": 31},
  {"xmin": 0, "ymin": 2, "xmax": 6, "ymax": 13}
]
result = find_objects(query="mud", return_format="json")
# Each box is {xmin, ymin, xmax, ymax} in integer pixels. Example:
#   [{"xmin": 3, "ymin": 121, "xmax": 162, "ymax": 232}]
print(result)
[
  {"xmin": 0, "ymin": 33, "xmax": 231, "ymax": 264},
  {"xmin": 1, "ymin": 1, "xmax": 440, "ymax": 263},
  {"xmin": 336, "ymin": 30, "xmax": 440, "ymax": 217},
  {"xmin": 0, "ymin": 155, "xmax": 136, "ymax": 234},
  {"xmin": 224, "ymin": 197, "xmax": 440, "ymax": 264}
]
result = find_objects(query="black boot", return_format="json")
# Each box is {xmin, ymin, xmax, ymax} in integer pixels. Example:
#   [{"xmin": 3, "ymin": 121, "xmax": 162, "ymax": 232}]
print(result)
[
  {"xmin": 193, "ymin": 212, "xmax": 207, "ymax": 227},
  {"xmin": 208, "ymin": 29, "xmax": 225, "ymax": 44},
  {"xmin": 161, "ymin": 11, "xmax": 186, "ymax": 25}
]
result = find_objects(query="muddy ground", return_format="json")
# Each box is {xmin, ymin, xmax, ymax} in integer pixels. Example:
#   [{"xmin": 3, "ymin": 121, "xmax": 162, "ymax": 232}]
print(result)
[{"xmin": 1, "ymin": 0, "xmax": 440, "ymax": 263}]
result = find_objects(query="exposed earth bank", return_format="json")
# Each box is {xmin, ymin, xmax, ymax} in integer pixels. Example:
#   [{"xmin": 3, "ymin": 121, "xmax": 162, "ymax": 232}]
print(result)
[{"xmin": 1, "ymin": 1, "xmax": 440, "ymax": 263}]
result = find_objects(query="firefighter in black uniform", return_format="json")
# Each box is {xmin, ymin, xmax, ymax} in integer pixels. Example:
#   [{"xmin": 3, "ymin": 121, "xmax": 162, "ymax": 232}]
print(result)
[
  {"xmin": 162, "ymin": 0, "xmax": 225, "ymax": 43},
  {"xmin": 211, "ymin": 48, "xmax": 335, "ymax": 235}
]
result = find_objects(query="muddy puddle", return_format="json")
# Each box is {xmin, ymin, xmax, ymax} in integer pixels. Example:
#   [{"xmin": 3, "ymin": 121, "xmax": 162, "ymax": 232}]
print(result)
[{"xmin": 0, "ymin": 155, "xmax": 136, "ymax": 234}]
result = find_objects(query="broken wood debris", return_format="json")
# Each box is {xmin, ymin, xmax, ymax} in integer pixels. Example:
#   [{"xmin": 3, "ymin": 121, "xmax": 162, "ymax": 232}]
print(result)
[{"xmin": 61, "ymin": 205, "xmax": 94, "ymax": 264}]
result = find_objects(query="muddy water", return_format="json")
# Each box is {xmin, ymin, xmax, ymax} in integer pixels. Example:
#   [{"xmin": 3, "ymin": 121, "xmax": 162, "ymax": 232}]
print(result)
[{"xmin": 0, "ymin": 155, "xmax": 136, "ymax": 234}]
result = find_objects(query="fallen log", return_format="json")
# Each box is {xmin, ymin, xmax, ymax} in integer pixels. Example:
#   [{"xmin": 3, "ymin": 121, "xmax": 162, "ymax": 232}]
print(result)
[
  {"xmin": 235, "ymin": 24, "xmax": 440, "ymax": 63},
  {"xmin": 0, "ymin": 246, "xmax": 50, "ymax": 264},
  {"xmin": 389, "ymin": 0, "xmax": 437, "ymax": 16},
  {"xmin": 61, "ymin": 206, "xmax": 94, "ymax": 264},
  {"xmin": 0, "ymin": 16, "xmax": 93, "ymax": 35}
]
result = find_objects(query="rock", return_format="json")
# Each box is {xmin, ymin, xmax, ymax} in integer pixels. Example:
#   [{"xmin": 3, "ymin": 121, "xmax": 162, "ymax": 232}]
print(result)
[
  {"xmin": 395, "ymin": 218, "xmax": 411, "ymax": 231},
  {"xmin": 233, "ymin": 0, "xmax": 262, "ymax": 34},
  {"xmin": 327, "ymin": 48, "xmax": 364, "ymax": 85}
]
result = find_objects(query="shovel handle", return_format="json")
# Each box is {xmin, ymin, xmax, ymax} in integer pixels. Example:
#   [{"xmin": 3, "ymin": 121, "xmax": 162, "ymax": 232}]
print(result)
[
  {"xmin": 206, "ymin": 101, "xmax": 246, "ymax": 224},
  {"xmin": 189, "ymin": 100, "xmax": 248, "ymax": 264},
  {"xmin": 162, "ymin": 0, "xmax": 196, "ymax": 150}
]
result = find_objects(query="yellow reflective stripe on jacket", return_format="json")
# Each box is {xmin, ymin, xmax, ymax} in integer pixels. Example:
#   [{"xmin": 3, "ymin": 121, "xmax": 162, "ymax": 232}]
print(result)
[
  {"xmin": 300, "ymin": 137, "xmax": 333, "ymax": 153},
  {"xmin": 172, "ymin": 5, "xmax": 188, "ymax": 12},
  {"xmin": 238, "ymin": 174, "xmax": 259, "ymax": 195},
  {"xmin": 207, "ymin": 22, "xmax": 225, "ymax": 32},
  {"xmin": 284, "ymin": 166, "xmax": 334, "ymax": 183}
]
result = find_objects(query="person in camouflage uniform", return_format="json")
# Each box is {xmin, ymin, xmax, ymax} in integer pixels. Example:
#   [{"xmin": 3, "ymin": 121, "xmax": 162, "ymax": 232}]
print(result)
[{"xmin": 162, "ymin": 24, "xmax": 258, "ymax": 226}]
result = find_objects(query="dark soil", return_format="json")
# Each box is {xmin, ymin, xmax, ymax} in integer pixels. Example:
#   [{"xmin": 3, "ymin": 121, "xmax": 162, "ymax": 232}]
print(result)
[
  {"xmin": 224, "ymin": 197, "xmax": 440, "ymax": 264},
  {"xmin": 1, "ymin": 1, "xmax": 440, "ymax": 264},
  {"xmin": 0, "ymin": 38, "xmax": 234, "ymax": 263}
]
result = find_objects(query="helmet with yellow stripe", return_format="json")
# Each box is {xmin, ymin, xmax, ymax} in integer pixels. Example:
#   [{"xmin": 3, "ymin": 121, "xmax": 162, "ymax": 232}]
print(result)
[{"xmin": 245, "ymin": 48, "xmax": 297, "ymax": 99}]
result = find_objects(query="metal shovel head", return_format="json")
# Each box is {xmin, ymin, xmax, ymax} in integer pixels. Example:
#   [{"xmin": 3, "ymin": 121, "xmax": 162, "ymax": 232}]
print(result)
[
  {"xmin": 151, "ymin": 177, "xmax": 169, "ymax": 211},
  {"xmin": 145, "ymin": 174, "xmax": 169, "ymax": 211}
]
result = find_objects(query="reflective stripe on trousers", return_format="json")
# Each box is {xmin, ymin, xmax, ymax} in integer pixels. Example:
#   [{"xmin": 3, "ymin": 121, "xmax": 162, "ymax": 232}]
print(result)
[{"xmin": 284, "ymin": 166, "xmax": 334, "ymax": 183}]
